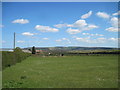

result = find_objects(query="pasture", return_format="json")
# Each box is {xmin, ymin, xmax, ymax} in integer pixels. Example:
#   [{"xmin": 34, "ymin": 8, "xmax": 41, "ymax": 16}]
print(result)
[{"xmin": 2, "ymin": 55, "xmax": 118, "ymax": 88}]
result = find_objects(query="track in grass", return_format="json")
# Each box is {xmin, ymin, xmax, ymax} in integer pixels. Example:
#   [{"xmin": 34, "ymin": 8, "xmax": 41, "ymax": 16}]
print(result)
[{"xmin": 3, "ymin": 55, "xmax": 118, "ymax": 88}]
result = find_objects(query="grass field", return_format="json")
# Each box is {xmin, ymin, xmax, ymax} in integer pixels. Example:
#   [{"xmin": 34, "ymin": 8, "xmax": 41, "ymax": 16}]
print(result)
[{"xmin": 2, "ymin": 55, "xmax": 118, "ymax": 88}]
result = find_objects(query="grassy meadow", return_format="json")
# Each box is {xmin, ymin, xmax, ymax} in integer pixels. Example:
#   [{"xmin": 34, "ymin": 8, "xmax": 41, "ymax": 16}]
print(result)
[{"xmin": 2, "ymin": 55, "xmax": 118, "ymax": 88}]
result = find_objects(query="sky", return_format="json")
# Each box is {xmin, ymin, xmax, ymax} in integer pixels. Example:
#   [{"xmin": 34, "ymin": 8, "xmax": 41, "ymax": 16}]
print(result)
[{"xmin": 1, "ymin": 2, "xmax": 120, "ymax": 48}]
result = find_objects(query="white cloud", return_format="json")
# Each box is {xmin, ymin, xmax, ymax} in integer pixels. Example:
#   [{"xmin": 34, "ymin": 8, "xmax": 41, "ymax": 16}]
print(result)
[
  {"xmin": 0, "ymin": 25, "xmax": 4, "ymax": 28},
  {"xmin": 54, "ymin": 19, "xmax": 88, "ymax": 28},
  {"xmin": 62, "ymin": 38, "xmax": 68, "ymax": 40},
  {"xmin": 75, "ymin": 36, "xmax": 119, "ymax": 44},
  {"xmin": 56, "ymin": 38, "xmax": 71, "ymax": 43},
  {"xmin": 74, "ymin": 20, "xmax": 98, "ymax": 31},
  {"xmin": 84, "ymin": 24, "xmax": 98, "ymax": 30},
  {"xmin": 106, "ymin": 17, "xmax": 119, "ymax": 32},
  {"xmin": 56, "ymin": 39, "xmax": 62, "ymax": 42},
  {"xmin": 74, "ymin": 19, "xmax": 87, "ymax": 27},
  {"xmin": 97, "ymin": 38, "xmax": 106, "ymax": 43},
  {"xmin": 35, "ymin": 25, "xmax": 59, "ymax": 32},
  {"xmin": 110, "ymin": 17, "xmax": 118, "ymax": 27},
  {"xmin": 61, "ymin": 38, "xmax": 70, "ymax": 41},
  {"xmin": 109, "ymin": 38, "xmax": 118, "ymax": 41},
  {"xmin": 82, "ymin": 33, "xmax": 90, "ymax": 35},
  {"xmin": 75, "ymin": 37, "xmax": 107, "ymax": 43},
  {"xmin": 108, "ymin": 38, "xmax": 120, "ymax": 44},
  {"xmin": 2, "ymin": 40, "xmax": 6, "ymax": 43},
  {"xmin": 42, "ymin": 38, "xmax": 49, "ymax": 40},
  {"xmin": 81, "ymin": 11, "xmax": 92, "ymax": 19},
  {"xmin": 75, "ymin": 37, "xmax": 91, "ymax": 43},
  {"xmin": 95, "ymin": 33, "xmax": 104, "ymax": 36},
  {"xmin": 112, "ymin": 11, "xmax": 120, "ymax": 16},
  {"xmin": 65, "ymin": 20, "xmax": 98, "ymax": 34},
  {"xmin": 17, "ymin": 40, "xmax": 25, "ymax": 43},
  {"xmin": 66, "ymin": 28, "xmax": 81, "ymax": 34},
  {"xmin": 54, "ymin": 19, "xmax": 98, "ymax": 33},
  {"xmin": 106, "ymin": 27, "xmax": 118, "ymax": 32},
  {"xmin": 96, "ymin": 12, "xmax": 110, "ymax": 19},
  {"xmin": 75, "ymin": 37, "xmax": 85, "ymax": 41},
  {"xmin": 54, "ymin": 24, "xmax": 67, "ymax": 28},
  {"xmin": 12, "ymin": 19, "xmax": 29, "ymax": 24},
  {"xmin": 22, "ymin": 32, "xmax": 35, "ymax": 36},
  {"xmin": 82, "ymin": 33, "xmax": 104, "ymax": 36},
  {"xmin": 54, "ymin": 23, "xmax": 73, "ymax": 28}
]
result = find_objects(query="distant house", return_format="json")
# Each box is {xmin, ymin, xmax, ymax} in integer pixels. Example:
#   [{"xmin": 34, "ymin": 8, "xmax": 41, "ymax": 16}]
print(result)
[{"xmin": 36, "ymin": 50, "xmax": 43, "ymax": 54}]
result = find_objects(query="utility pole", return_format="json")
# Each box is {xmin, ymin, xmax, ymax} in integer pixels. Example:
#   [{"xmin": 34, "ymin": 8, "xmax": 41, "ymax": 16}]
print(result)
[{"xmin": 14, "ymin": 32, "xmax": 16, "ymax": 49}]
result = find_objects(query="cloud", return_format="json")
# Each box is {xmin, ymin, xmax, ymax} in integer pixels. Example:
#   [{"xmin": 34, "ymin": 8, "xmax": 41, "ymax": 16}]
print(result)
[
  {"xmin": 54, "ymin": 19, "xmax": 98, "ymax": 34},
  {"xmin": 96, "ymin": 38, "xmax": 107, "ymax": 43},
  {"xmin": 81, "ymin": 11, "xmax": 92, "ymax": 19},
  {"xmin": 108, "ymin": 38, "xmax": 118, "ymax": 41},
  {"xmin": 96, "ymin": 12, "xmax": 110, "ymax": 19},
  {"xmin": 2, "ymin": 40, "xmax": 6, "ymax": 43},
  {"xmin": 42, "ymin": 38, "xmax": 49, "ymax": 40},
  {"xmin": 12, "ymin": 19, "xmax": 29, "ymax": 24},
  {"xmin": 54, "ymin": 24, "xmax": 67, "ymax": 28},
  {"xmin": 75, "ymin": 36, "xmax": 119, "ymax": 44},
  {"xmin": 54, "ymin": 23, "xmax": 73, "ymax": 28},
  {"xmin": 106, "ymin": 27, "xmax": 118, "ymax": 32},
  {"xmin": 22, "ymin": 32, "xmax": 35, "ymax": 36},
  {"xmin": 82, "ymin": 33, "xmax": 104, "ymax": 36},
  {"xmin": 54, "ymin": 19, "xmax": 88, "ymax": 28},
  {"xmin": 112, "ymin": 11, "xmax": 120, "ymax": 16},
  {"xmin": 84, "ymin": 24, "xmax": 98, "ymax": 30},
  {"xmin": 110, "ymin": 17, "xmax": 118, "ymax": 27},
  {"xmin": 35, "ymin": 25, "xmax": 59, "ymax": 32},
  {"xmin": 108, "ymin": 38, "xmax": 120, "ymax": 43},
  {"xmin": 106, "ymin": 17, "xmax": 119, "ymax": 32},
  {"xmin": 75, "ymin": 37, "xmax": 91, "ymax": 43},
  {"xmin": 56, "ymin": 38, "xmax": 71, "ymax": 43},
  {"xmin": 66, "ymin": 28, "xmax": 81, "ymax": 34},
  {"xmin": 73, "ymin": 20, "xmax": 98, "ymax": 31},
  {"xmin": 62, "ymin": 38, "xmax": 67, "ymax": 40},
  {"xmin": 74, "ymin": 19, "xmax": 87, "ymax": 28},
  {"xmin": 56, "ymin": 39, "xmax": 62, "ymax": 42},
  {"xmin": 17, "ymin": 40, "xmax": 25, "ymax": 43},
  {"xmin": 0, "ymin": 25, "xmax": 4, "ymax": 28},
  {"xmin": 74, "ymin": 36, "xmax": 107, "ymax": 43}
]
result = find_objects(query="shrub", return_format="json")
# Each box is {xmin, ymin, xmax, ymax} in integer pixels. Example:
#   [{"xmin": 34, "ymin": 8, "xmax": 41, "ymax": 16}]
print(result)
[{"xmin": 2, "ymin": 47, "xmax": 31, "ymax": 70}]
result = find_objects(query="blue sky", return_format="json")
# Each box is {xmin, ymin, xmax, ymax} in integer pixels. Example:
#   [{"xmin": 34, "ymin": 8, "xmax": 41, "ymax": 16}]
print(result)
[{"xmin": 2, "ymin": 2, "xmax": 119, "ymax": 48}]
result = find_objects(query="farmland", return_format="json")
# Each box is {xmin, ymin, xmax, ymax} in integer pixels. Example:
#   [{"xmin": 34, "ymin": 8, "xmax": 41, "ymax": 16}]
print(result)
[{"xmin": 2, "ymin": 55, "xmax": 118, "ymax": 88}]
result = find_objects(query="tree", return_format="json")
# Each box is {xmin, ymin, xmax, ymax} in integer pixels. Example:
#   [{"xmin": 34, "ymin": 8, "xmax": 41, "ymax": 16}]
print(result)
[
  {"xmin": 14, "ymin": 47, "xmax": 22, "ymax": 52},
  {"xmin": 32, "ymin": 46, "xmax": 36, "ymax": 54}
]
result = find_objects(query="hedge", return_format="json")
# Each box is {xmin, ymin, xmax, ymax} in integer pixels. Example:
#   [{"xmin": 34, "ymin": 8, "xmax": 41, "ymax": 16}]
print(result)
[{"xmin": 2, "ymin": 47, "xmax": 31, "ymax": 70}]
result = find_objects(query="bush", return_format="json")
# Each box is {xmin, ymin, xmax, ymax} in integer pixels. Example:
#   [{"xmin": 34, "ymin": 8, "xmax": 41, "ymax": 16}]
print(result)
[{"xmin": 2, "ymin": 47, "xmax": 31, "ymax": 69}]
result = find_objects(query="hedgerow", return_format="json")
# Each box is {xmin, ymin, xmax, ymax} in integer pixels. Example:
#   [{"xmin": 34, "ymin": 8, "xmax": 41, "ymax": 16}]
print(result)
[{"xmin": 2, "ymin": 47, "xmax": 31, "ymax": 69}]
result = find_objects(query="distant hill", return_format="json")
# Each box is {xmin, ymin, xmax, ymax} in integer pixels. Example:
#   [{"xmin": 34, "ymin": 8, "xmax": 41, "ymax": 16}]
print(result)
[
  {"xmin": 1, "ymin": 47, "xmax": 118, "ymax": 52},
  {"xmin": 23, "ymin": 46, "xmax": 118, "ymax": 51}
]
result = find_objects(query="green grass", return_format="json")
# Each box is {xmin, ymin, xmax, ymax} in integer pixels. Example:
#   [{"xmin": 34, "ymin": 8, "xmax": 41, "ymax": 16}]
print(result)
[
  {"xmin": 3, "ymin": 55, "xmax": 118, "ymax": 88},
  {"xmin": 0, "ymin": 71, "xmax": 2, "ymax": 89}
]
